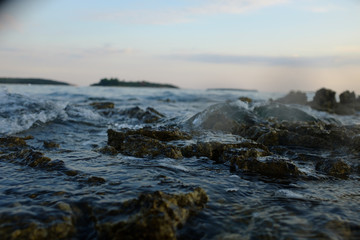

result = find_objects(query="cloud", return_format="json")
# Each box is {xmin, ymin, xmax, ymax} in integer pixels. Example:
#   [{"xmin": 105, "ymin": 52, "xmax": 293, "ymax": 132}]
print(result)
[
  {"xmin": 168, "ymin": 53, "xmax": 360, "ymax": 67},
  {"xmin": 88, "ymin": 0, "xmax": 288, "ymax": 25}
]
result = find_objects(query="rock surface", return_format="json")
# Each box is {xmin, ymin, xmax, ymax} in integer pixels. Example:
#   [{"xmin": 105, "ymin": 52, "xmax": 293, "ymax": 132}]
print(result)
[{"xmin": 96, "ymin": 188, "xmax": 208, "ymax": 240}]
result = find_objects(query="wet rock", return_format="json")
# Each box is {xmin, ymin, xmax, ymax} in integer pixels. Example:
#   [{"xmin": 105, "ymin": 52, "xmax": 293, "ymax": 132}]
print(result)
[
  {"xmin": 275, "ymin": 91, "xmax": 307, "ymax": 105},
  {"xmin": 90, "ymin": 102, "xmax": 115, "ymax": 109},
  {"xmin": 107, "ymin": 128, "xmax": 186, "ymax": 159},
  {"xmin": 188, "ymin": 102, "xmax": 257, "ymax": 133},
  {"xmin": 121, "ymin": 106, "xmax": 165, "ymax": 123},
  {"xmin": 234, "ymin": 156, "xmax": 302, "ymax": 178},
  {"xmin": 181, "ymin": 141, "xmax": 270, "ymax": 163},
  {"xmin": 310, "ymin": 88, "xmax": 337, "ymax": 112},
  {"xmin": 43, "ymin": 141, "xmax": 60, "ymax": 149},
  {"xmin": 95, "ymin": 187, "xmax": 208, "ymax": 240},
  {"xmin": 315, "ymin": 159, "xmax": 351, "ymax": 179}
]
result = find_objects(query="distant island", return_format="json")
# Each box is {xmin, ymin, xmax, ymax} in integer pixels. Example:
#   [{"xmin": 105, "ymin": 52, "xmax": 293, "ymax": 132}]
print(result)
[
  {"xmin": 91, "ymin": 78, "xmax": 179, "ymax": 89},
  {"xmin": 207, "ymin": 88, "xmax": 258, "ymax": 92},
  {"xmin": 0, "ymin": 78, "xmax": 70, "ymax": 85}
]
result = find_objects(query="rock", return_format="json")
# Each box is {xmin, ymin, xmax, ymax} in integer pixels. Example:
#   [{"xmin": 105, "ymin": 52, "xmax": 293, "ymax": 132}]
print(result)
[
  {"xmin": 339, "ymin": 91, "xmax": 356, "ymax": 105},
  {"xmin": 121, "ymin": 106, "xmax": 165, "ymax": 123},
  {"xmin": 95, "ymin": 188, "xmax": 208, "ymax": 240},
  {"xmin": 310, "ymin": 88, "xmax": 337, "ymax": 113},
  {"xmin": 90, "ymin": 102, "xmax": 115, "ymax": 109},
  {"xmin": 107, "ymin": 128, "xmax": 186, "ymax": 159},
  {"xmin": 275, "ymin": 91, "xmax": 307, "ymax": 105},
  {"xmin": 315, "ymin": 159, "xmax": 351, "ymax": 179}
]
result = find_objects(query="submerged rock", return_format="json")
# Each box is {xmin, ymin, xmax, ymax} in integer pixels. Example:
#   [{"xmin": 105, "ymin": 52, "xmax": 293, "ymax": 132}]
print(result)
[
  {"xmin": 90, "ymin": 102, "xmax": 115, "ymax": 109},
  {"xmin": 254, "ymin": 104, "xmax": 317, "ymax": 122},
  {"xmin": 43, "ymin": 141, "xmax": 60, "ymax": 149},
  {"xmin": 187, "ymin": 102, "xmax": 257, "ymax": 133},
  {"xmin": 0, "ymin": 206, "xmax": 76, "ymax": 240},
  {"xmin": 96, "ymin": 188, "xmax": 208, "ymax": 240},
  {"xmin": 315, "ymin": 159, "xmax": 351, "ymax": 179}
]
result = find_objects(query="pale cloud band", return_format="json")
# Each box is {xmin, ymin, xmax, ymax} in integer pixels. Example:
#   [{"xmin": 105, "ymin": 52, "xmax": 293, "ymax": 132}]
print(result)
[
  {"xmin": 89, "ymin": 0, "xmax": 289, "ymax": 25},
  {"xmin": 169, "ymin": 53, "xmax": 360, "ymax": 67}
]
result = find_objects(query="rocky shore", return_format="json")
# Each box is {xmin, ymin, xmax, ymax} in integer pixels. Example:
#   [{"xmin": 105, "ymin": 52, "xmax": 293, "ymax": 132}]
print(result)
[{"xmin": 1, "ymin": 87, "xmax": 360, "ymax": 239}]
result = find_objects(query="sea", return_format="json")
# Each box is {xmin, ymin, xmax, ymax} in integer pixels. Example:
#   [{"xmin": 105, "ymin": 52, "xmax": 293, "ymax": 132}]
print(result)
[{"xmin": 0, "ymin": 85, "xmax": 359, "ymax": 239}]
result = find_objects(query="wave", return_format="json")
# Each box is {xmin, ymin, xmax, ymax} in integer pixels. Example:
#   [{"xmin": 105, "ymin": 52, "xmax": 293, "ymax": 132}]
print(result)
[{"xmin": 0, "ymin": 89, "xmax": 105, "ymax": 135}]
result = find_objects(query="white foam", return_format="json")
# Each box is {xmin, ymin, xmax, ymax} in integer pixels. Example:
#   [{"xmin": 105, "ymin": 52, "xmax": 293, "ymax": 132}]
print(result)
[
  {"xmin": 274, "ymin": 189, "xmax": 305, "ymax": 200},
  {"xmin": 226, "ymin": 187, "xmax": 239, "ymax": 192},
  {"xmin": 0, "ymin": 89, "xmax": 68, "ymax": 135}
]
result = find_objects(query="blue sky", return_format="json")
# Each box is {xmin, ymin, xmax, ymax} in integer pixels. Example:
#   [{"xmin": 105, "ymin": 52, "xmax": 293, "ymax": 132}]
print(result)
[{"xmin": 1, "ymin": 0, "xmax": 360, "ymax": 92}]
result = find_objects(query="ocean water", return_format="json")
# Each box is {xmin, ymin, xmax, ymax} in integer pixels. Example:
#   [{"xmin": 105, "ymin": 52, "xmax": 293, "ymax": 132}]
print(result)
[{"xmin": 1, "ymin": 85, "xmax": 360, "ymax": 239}]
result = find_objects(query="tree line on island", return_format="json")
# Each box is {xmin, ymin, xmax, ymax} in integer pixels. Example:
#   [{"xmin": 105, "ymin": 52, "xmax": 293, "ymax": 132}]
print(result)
[
  {"xmin": 0, "ymin": 78, "xmax": 70, "ymax": 85},
  {"xmin": 90, "ymin": 78, "xmax": 179, "ymax": 88},
  {"xmin": 0, "ymin": 77, "xmax": 179, "ymax": 88}
]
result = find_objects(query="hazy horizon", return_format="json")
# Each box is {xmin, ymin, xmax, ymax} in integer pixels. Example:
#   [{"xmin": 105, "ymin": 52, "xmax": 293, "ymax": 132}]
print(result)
[{"xmin": 1, "ymin": 0, "xmax": 360, "ymax": 93}]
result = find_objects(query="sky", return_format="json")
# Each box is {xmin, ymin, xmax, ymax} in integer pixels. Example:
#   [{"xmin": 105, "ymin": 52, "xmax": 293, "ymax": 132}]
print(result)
[{"xmin": 0, "ymin": 0, "xmax": 360, "ymax": 92}]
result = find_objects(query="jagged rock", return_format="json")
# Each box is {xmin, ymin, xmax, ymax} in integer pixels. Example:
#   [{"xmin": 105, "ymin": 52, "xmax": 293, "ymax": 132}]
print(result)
[
  {"xmin": 90, "ymin": 102, "xmax": 115, "ymax": 109},
  {"xmin": 315, "ymin": 159, "xmax": 351, "ymax": 179},
  {"xmin": 275, "ymin": 91, "xmax": 307, "ymax": 105},
  {"xmin": 95, "ymin": 188, "xmax": 208, "ymax": 240},
  {"xmin": 121, "ymin": 106, "xmax": 165, "ymax": 123}
]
